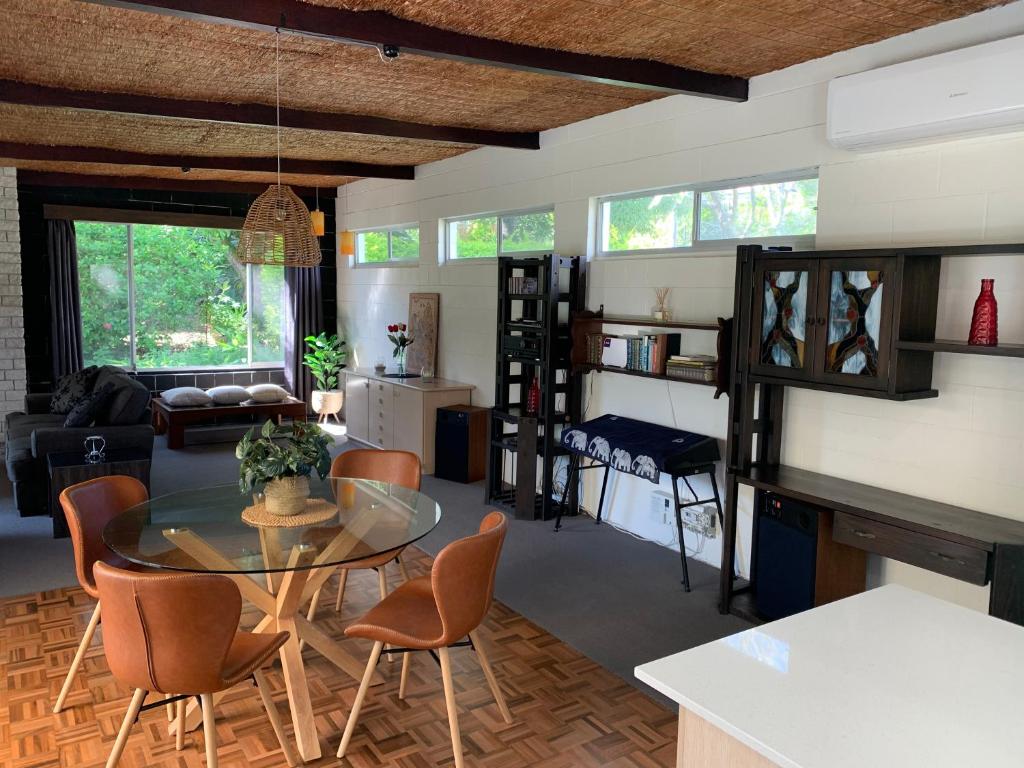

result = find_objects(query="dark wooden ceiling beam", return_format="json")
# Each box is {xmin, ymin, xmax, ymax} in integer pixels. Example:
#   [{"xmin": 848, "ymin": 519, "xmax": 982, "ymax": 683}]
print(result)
[
  {"xmin": 18, "ymin": 170, "xmax": 337, "ymax": 198},
  {"xmin": 0, "ymin": 80, "xmax": 538, "ymax": 150},
  {"xmin": 82, "ymin": 0, "xmax": 748, "ymax": 99},
  {"xmin": 0, "ymin": 141, "xmax": 414, "ymax": 180}
]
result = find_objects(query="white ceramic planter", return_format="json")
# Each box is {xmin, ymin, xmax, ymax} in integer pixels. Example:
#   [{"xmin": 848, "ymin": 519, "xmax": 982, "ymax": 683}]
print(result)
[
  {"xmin": 311, "ymin": 389, "xmax": 344, "ymax": 417},
  {"xmin": 263, "ymin": 475, "xmax": 310, "ymax": 516}
]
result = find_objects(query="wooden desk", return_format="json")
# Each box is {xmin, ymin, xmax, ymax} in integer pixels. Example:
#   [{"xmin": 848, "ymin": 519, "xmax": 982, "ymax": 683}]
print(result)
[
  {"xmin": 637, "ymin": 586, "xmax": 1024, "ymax": 768},
  {"xmin": 151, "ymin": 396, "xmax": 307, "ymax": 449},
  {"xmin": 735, "ymin": 465, "xmax": 1024, "ymax": 626}
]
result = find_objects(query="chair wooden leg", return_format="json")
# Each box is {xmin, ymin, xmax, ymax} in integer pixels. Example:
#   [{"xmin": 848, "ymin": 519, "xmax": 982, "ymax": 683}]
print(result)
[
  {"xmin": 165, "ymin": 693, "xmax": 174, "ymax": 722},
  {"xmin": 201, "ymin": 693, "xmax": 218, "ymax": 768},
  {"xmin": 175, "ymin": 699, "xmax": 185, "ymax": 751},
  {"xmin": 253, "ymin": 669, "xmax": 298, "ymax": 768},
  {"xmin": 469, "ymin": 630, "xmax": 513, "ymax": 724},
  {"xmin": 105, "ymin": 688, "xmax": 146, "ymax": 768},
  {"xmin": 398, "ymin": 652, "xmax": 410, "ymax": 700},
  {"xmin": 334, "ymin": 568, "xmax": 348, "ymax": 613},
  {"xmin": 438, "ymin": 647, "xmax": 465, "ymax": 768},
  {"xmin": 377, "ymin": 569, "xmax": 394, "ymax": 663},
  {"xmin": 397, "ymin": 555, "xmax": 411, "ymax": 583},
  {"xmin": 337, "ymin": 640, "xmax": 383, "ymax": 758},
  {"xmin": 54, "ymin": 601, "xmax": 102, "ymax": 713}
]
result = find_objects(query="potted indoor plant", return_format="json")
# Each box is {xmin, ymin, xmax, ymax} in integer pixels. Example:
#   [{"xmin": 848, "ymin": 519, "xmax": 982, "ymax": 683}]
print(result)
[
  {"xmin": 236, "ymin": 420, "xmax": 332, "ymax": 516},
  {"xmin": 303, "ymin": 332, "xmax": 347, "ymax": 422}
]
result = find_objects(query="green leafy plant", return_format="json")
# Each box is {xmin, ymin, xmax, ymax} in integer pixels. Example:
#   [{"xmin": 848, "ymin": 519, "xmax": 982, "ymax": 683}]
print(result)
[
  {"xmin": 302, "ymin": 332, "xmax": 347, "ymax": 390},
  {"xmin": 236, "ymin": 420, "xmax": 332, "ymax": 493}
]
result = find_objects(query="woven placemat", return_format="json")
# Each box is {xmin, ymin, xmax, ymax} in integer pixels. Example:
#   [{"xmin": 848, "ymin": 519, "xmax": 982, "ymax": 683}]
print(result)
[{"xmin": 241, "ymin": 498, "xmax": 337, "ymax": 528}]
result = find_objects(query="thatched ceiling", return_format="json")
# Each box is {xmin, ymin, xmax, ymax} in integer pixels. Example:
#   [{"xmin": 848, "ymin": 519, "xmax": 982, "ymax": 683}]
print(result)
[{"xmin": 0, "ymin": 0, "xmax": 1010, "ymax": 193}]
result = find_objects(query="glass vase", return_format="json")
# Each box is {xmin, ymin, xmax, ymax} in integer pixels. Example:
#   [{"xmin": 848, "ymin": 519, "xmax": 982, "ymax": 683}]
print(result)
[
  {"xmin": 968, "ymin": 278, "xmax": 998, "ymax": 346},
  {"xmin": 395, "ymin": 346, "xmax": 406, "ymax": 375}
]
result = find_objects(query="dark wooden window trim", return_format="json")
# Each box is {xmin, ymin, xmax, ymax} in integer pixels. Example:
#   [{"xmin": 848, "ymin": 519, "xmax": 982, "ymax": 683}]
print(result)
[{"xmin": 43, "ymin": 204, "xmax": 244, "ymax": 229}]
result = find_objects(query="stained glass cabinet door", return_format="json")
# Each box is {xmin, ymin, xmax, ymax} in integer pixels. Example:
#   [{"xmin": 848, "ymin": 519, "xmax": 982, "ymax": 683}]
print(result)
[
  {"xmin": 749, "ymin": 260, "xmax": 817, "ymax": 381},
  {"xmin": 813, "ymin": 257, "xmax": 894, "ymax": 389}
]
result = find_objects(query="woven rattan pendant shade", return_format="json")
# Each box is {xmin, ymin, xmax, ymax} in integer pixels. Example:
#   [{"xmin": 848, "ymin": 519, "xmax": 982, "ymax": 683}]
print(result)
[{"xmin": 238, "ymin": 184, "xmax": 322, "ymax": 267}]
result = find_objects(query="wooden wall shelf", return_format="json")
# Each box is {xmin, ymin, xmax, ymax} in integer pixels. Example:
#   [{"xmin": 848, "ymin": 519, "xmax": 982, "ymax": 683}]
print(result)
[
  {"xmin": 895, "ymin": 339, "xmax": 1024, "ymax": 358},
  {"xmin": 570, "ymin": 307, "xmax": 732, "ymax": 398}
]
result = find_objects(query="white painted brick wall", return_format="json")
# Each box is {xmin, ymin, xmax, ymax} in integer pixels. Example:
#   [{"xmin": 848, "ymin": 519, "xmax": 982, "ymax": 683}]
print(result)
[
  {"xmin": 336, "ymin": 4, "xmax": 1024, "ymax": 612},
  {"xmin": 0, "ymin": 167, "xmax": 25, "ymax": 445}
]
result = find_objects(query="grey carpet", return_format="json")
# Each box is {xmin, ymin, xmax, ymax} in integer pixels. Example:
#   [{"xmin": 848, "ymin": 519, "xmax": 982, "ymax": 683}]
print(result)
[{"xmin": 0, "ymin": 434, "xmax": 750, "ymax": 702}]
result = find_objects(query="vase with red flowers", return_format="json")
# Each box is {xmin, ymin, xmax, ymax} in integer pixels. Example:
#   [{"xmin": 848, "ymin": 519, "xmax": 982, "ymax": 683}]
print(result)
[{"xmin": 386, "ymin": 322, "xmax": 415, "ymax": 375}]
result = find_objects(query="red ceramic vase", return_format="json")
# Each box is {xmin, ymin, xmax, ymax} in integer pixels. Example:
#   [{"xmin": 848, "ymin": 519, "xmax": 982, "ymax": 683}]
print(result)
[{"xmin": 968, "ymin": 278, "xmax": 998, "ymax": 346}]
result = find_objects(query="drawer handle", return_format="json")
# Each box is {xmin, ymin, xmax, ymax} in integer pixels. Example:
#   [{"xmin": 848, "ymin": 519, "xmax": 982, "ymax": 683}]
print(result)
[
  {"xmin": 930, "ymin": 551, "xmax": 966, "ymax": 566},
  {"xmin": 850, "ymin": 529, "xmax": 876, "ymax": 540}
]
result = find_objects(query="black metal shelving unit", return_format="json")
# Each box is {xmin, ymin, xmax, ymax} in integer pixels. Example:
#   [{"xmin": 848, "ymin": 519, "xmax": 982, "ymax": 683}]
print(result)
[{"xmin": 485, "ymin": 254, "xmax": 583, "ymax": 520}]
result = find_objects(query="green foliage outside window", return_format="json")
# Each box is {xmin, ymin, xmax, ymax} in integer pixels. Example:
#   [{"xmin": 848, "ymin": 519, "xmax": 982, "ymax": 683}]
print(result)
[
  {"xmin": 76, "ymin": 221, "xmax": 285, "ymax": 369},
  {"xmin": 450, "ymin": 210, "xmax": 554, "ymax": 259}
]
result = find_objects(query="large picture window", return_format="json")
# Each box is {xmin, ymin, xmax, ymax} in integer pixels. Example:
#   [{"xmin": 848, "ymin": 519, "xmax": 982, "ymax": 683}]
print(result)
[
  {"xmin": 76, "ymin": 221, "xmax": 285, "ymax": 370},
  {"xmin": 598, "ymin": 173, "xmax": 818, "ymax": 256},
  {"xmin": 445, "ymin": 208, "xmax": 554, "ymax": 261}
]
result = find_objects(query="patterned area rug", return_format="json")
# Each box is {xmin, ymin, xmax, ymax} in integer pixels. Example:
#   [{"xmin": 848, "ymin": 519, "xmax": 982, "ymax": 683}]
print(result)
[{"xmin": 0, "ymin": 546, "xmax": 677, "ymax": 767}]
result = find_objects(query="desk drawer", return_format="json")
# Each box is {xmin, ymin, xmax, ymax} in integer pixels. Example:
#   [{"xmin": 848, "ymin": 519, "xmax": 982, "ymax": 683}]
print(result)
[{"xmin": 833, "ymin": 511, "xmax": 989, "ymax": 585}]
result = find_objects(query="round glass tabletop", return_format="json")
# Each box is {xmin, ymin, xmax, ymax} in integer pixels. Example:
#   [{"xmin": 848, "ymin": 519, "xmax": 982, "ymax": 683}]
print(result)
[{"xmin": 102, "ymin": 477, "xmax": 442, "ymax": 574}]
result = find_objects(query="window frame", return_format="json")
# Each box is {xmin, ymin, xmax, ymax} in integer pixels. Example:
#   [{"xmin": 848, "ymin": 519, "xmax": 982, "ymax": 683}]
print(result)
[
  {"xmin": 76, "ymin": 219, "xmax": 285, "ymax": 372},
  {"xmin": 595, "ymin": 170, "xmax": 819, "ymax": 258},
  {"xmin": 353, "ymin": 223, "xmax": 421, "ymax": 266},
  {"xmin": 443, "ymin": 206, "xmax": 555, "ymax": 263}
]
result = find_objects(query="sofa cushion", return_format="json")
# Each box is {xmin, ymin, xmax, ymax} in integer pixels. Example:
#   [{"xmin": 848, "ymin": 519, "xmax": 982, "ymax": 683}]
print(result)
[
  {"xmin": 6, "ymin": 412, "xmax": 65, "ymax": 440},
  {"xmin": 162, "ymin": 386, "xmax": 213, "ymax": 407},
  {"xmin": 64, "ymin": 383, "xmax": 116, "ymax": 428},
  {"xmin": 99, "ymin": 373, "xmax": 151, "ymax": 425},
  {"xmin": 5, "ymin": 436, "xmax": 34, "ymax": 483},
  {"xmin": 246, "ymin": 383, "xmax": 289, "ymax": 403},
  {"xmin": 206, "ymin": 385, "xmax": 250, "ymax": 405},
  {"xmin": 50, "ymin": 366, "xmax": 99, "ymax": 414}
]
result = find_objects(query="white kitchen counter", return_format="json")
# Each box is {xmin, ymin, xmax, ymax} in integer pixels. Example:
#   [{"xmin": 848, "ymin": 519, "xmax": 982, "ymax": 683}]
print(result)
[{"xmin": 635, "ymin": 585, "xmax": 1024, "ymax": 768}]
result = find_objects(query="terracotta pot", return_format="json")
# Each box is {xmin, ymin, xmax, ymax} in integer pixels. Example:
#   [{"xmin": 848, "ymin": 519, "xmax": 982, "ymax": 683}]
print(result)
[
  {"xmin": 311, "ymin": 389, "xmax": 344, "ymax": 416},
  {"xmin": 263, "ymin": 475, "xmax": 310, "ymax": 516}
]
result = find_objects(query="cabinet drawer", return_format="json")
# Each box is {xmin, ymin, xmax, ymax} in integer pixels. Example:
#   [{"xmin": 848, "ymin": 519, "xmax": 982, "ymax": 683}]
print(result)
[{"xmin": 833, "ymin": 511, "xmax": 989, "ymax": 585}]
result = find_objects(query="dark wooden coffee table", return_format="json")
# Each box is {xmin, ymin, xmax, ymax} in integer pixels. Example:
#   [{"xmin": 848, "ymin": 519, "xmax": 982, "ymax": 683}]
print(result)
[
  {"xmin": 48, "ymin": 449, "xmax": 152, "ymax": 539},
  {"xmin": 151, "ymin": 396, "xmax": 307, "ymax": 449}
]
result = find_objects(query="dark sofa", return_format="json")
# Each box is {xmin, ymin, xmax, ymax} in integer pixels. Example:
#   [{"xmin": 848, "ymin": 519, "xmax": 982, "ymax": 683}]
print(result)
[{"xmin": 5, "ymin": 366, "xmax": 154, "ymax": 516}]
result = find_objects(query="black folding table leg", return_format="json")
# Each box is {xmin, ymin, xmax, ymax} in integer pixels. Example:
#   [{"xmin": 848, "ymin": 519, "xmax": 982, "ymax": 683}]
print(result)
[
  {"xmin": 670, "ymin": 475, "xmax": 691, "ymax": 592},
  {"xmin": 595, "ymin": 464, "xmax": 610, "ymax": 525},
  {"xmin": 554, "ymin": 454, "xmax": 578, "ymax": 532}
]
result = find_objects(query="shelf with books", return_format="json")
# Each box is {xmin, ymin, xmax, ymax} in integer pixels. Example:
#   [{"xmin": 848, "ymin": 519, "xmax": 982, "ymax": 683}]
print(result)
[{"xmin": 570, "ymin": 306, "xmax": 732, "ymax": 398}]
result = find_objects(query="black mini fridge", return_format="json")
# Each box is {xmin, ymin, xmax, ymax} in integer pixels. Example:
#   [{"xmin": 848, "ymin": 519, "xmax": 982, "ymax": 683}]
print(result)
[{"xmin": 754, "ymin": 492, "xmax": 820, "ymax": 620}]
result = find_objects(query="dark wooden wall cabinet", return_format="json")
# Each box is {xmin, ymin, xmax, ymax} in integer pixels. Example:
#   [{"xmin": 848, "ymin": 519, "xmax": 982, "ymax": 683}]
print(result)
[{"xmin": 722, "ymin": 242, "xmax": 1024, "ymax": 627}]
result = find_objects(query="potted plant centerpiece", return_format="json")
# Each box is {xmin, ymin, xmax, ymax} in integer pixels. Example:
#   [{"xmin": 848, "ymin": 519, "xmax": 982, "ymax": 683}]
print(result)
[
  {"xmin": 303, "ymin": 332, "xmax": 347, "ymax": 423},
  {"xmin": 236, "ymin": 420, "xmax": 332, "ymax": 516}
]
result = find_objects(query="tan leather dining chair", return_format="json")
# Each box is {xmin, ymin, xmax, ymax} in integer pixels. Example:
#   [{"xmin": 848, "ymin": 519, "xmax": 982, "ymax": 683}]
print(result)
[
  {"xmin": 53, "ymin": 475, "xmax": 149, "ymax": 714},
  {"xmin": 337, "ymin": 511, "xmax": 513, "ymax": 768},
  {"xmin": 304, "ymin": 449, "xmax": 422, "ymax": 626},
  {"xmin": 93, "ymin": 562, "xmax": 297, "ymax": 768}
]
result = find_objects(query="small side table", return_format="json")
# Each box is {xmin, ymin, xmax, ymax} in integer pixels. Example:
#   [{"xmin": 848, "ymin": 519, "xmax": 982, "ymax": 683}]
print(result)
[{"xmin": 48, "ymin": 449, "xmax": 152, "ymax": 539}]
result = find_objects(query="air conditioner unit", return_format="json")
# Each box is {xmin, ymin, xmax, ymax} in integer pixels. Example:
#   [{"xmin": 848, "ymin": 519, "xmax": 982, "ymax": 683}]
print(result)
[{"xmin": 827, "ymin": 35, "xmax": 1024, "ymax": 151}]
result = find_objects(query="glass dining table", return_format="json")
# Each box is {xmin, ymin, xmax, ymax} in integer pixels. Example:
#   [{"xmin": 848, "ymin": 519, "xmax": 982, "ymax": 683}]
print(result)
[{"xmin": 103, "ymin": 476, "xmax": 442, "ymax": 762}]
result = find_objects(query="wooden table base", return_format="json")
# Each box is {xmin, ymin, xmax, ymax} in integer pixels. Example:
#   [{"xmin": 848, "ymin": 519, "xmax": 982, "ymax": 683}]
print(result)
[
  {"xmin": 162, "ymin": 513, "xmax": 383, "ymax": 763},
  {"xmin": 676, "ymin": 707, "xmax": 777, "ymax": 768}
]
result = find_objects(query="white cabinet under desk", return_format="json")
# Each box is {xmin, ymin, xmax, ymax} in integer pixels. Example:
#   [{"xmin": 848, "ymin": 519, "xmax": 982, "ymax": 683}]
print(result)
[{"xmin": 341, "ymin": 369, "xmax": 474, "ymax": 474}]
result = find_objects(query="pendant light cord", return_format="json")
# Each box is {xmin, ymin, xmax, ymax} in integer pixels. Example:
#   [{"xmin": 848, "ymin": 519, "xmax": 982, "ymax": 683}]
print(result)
[{"xmin": 275, "ymin": 27, "xmax": 281, "ymax": 189}]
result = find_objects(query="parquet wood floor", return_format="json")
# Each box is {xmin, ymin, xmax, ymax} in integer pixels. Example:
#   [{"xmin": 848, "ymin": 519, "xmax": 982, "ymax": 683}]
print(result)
[{"xmin": 0, "ymin": 547, "xmax": 678, "ymax": 768}]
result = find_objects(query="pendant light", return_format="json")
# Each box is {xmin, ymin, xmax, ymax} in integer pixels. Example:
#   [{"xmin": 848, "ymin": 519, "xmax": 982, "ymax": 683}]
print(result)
[
  {"xmin": 310, "ymin": 186, "xmax": 326, "ymax": 237},
  {"xmin": 237, "ymin": 29, "xmax": 321, "ymax": 268},
  {"xmin": 339, "ymin": 184, "xmax": 355, "ymax": 257}
]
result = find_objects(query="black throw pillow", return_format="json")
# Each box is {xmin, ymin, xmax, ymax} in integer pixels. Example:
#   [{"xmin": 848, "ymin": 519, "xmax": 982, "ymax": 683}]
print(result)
[
  {"xmin": 64, "ymin": 383, "xmax": 116, "ymax": 428},
  {"xmin": 50, "ymin": 366, "xmax": 99, "ymax": 415}
]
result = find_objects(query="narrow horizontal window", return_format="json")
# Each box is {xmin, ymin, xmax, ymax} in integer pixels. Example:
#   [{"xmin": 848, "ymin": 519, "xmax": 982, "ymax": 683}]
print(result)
[
  {"xmin": 355, "ymin": 224, "xmax": 420, "ymax": 264},
  {"xmin": 445, "ymin": 208, "xmax": 554, "ymax": 261}
]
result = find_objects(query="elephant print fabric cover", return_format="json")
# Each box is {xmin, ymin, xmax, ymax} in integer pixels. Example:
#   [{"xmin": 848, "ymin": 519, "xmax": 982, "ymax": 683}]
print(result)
[{"xmin": 560, "ymin": 414, "xmax": 720, "ymax": 483}]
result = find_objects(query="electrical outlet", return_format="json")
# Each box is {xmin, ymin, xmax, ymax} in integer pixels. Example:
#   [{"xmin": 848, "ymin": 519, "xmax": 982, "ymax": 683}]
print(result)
[
  {"xmin": 681, "ymin": 504, "xmax": 717, "ymax": 537},
  {"xmin": 650, "ymin": 490, "xmax": 674, "ymax": 525}
]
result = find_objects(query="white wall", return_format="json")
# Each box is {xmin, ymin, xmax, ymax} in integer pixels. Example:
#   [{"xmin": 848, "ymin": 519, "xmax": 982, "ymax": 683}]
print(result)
[
  {"xmin": 337, "ymin": 3, "xmax": 1024, "ymax": 612},
  {"xmin": 0, "ymin": 167, "xmax": 25, "ymax": 444}
]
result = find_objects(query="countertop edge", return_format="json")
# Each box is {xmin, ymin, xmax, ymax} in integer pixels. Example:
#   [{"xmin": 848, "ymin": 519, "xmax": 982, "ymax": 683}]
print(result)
[{"xmin": 344, "ymin": 368, "xmax": 475, "ymax": 393}]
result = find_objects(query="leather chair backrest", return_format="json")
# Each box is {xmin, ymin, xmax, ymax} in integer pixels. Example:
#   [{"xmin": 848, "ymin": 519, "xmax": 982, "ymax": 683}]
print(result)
[
  {"xmin": 331, "ymin": 449, "xmax": 421, "ymax": 491},
  {"xmin": 60, "ymin": 476, "xmax": 148, "ymax": 598},
  {"xmin": 432, "ymin": 512, "xmax": 507, "ymax": 644},
  {"xmin": 93, "ymin": 562, "xmax": 241, "ymax": 694}
]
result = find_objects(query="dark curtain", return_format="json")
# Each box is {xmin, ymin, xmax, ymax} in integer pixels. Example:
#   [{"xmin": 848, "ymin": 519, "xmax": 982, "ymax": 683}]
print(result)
[
  {"xmin": 284, "ymin": 265, "xmax": 324, "ymax": 404},
  {"xmin": 47, "ymin": 219, "xmax": 84, "ymax": 379}
]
